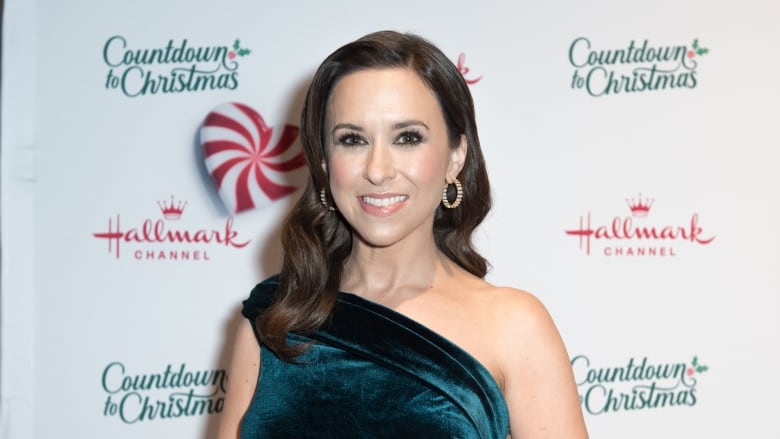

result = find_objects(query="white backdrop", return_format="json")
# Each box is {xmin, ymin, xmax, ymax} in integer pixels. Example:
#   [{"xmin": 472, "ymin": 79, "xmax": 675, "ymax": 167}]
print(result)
[{"xmin": 2, "ymin": 0, "xmax": 779, "ymax": 438}]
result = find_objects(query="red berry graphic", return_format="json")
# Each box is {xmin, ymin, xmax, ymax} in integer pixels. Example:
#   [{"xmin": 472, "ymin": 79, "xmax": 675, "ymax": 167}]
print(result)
[
  {"xmin": 228, "ymin": 51, "xmax": 237, "ymax": 59},
  {"xmin": 687, "ymin": 367, "xmax": 695, "ymax": 376},
  {"xmin": 687, "ymin": 50, "xmax": 695, "ymax": 58}
]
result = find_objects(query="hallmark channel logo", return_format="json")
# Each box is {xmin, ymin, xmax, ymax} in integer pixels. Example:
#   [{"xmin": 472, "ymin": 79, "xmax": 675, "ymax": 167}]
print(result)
[
  {"xmin": 565, "ymin": 194, "xmax": 715, "ymax": 257},
  {"xmin": 101, "ymin": 361, "xmax": 226, "ymax": 424},
  {"xmin": 102, "ymin": 36, "xmax": 251, "ymax": 97},
  {"xmin": 572, "ymin": 354, "xmax": 709, "ymax": 415},
  {"xmin": 200, "ymin": 102, "xmax": 306, "ymax": 214},
  {"xmin": 568, "ymin": 37, "xmax": 709, "ymax": 97},
  {"xmin": 92, "ymin": 196, "xmax": 250, "ymax": 261}
]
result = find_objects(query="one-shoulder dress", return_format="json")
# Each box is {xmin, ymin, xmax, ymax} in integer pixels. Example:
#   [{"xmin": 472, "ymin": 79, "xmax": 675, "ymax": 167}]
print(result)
[{"xmin": 239, "ymin": 275, "xmax": 510, "ymax": 438}]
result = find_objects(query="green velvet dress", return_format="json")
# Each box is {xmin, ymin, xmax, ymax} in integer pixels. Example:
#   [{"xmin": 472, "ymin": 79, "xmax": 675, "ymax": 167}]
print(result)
[{"xmin": 240, "ymin": 275, "xmax": 510, "ymax": 438}]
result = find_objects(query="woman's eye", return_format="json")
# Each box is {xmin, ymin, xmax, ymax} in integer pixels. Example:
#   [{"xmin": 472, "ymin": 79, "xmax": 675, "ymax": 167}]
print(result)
[
  {"xmin": 337, "ymin": 133, "xmax": 366, "ymax": 146},
  {"xmin": 396, "ymin": 131, "xmax": 422, "ymax": 146}
]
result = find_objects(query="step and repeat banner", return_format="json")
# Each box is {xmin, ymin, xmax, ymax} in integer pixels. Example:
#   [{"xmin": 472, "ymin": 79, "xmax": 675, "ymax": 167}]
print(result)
[{"xmin": 2, "ymin": 0, "xmax": 778, "ymax": 438}]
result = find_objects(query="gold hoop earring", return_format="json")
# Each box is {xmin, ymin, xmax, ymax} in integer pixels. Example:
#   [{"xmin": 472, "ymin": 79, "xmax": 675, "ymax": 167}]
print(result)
[
  {"xmin": 320, "ymin": 188, "xmax": 336, "ymax": 211},
  {"xmin": 441, "ymin": 179, "xmax": 463, "ymax": 209}
]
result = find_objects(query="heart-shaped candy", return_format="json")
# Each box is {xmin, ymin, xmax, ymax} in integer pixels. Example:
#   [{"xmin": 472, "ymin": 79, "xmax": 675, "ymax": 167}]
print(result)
[{"xmin": 200, "ymin": 102, "xmax": 305, "ymax": 213}]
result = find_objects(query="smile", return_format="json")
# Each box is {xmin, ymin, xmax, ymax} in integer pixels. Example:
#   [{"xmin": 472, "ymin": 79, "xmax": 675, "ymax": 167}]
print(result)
[{"xmin": 359, "ymin": 195, "xmax": 408, "ymax": 207}]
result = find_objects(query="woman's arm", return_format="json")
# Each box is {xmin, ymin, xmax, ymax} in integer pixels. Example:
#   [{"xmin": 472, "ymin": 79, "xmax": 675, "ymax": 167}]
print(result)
[
  {"xmin": 217, "ymin": 322, "xmax": 261, "ymax": 439},
  {"xmin": 498, "ymin": 290, "xmax": 588, "ymax": 438}
]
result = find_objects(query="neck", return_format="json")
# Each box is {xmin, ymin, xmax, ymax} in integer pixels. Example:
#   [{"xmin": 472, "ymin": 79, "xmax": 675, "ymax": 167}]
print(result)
[{"xmin": 340, "ymin": 234, "xmax": 453, "ymax": 304}]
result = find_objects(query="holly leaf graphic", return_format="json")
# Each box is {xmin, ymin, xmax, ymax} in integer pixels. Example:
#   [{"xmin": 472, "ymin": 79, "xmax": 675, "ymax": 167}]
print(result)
[
  {"xmin": 693, "ymin": 38, "xmax": 699, "ymax": 50},
  {"xmin": 238, "ymin": 48, "xmax": 251, "ymax": 57},
  {"xmin": 697, "ymin": 48, "xmax": 709, "ymax": 55},
  {"xmin": 233, "ymin": 39, "xmax": 240, "ymax": 50},
  {"xmin": 692, "ymin": 356, "xmax": 699, "ymax": 367}
]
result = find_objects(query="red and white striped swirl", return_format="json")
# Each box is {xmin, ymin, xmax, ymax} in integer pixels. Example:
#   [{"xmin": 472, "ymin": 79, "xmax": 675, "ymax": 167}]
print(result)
[{"xmin": 200, "ymin": 102, "xmax": 305, "ymax": 213}]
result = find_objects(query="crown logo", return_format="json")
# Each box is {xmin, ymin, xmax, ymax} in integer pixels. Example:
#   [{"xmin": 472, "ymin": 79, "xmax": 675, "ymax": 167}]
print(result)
[
  {"xmin": 625, "ymin": 193, "xmax": 654, "ymax": 217},
  {"xmin": 157, "ymin": 196, "xmax": 187, "ymax": 220}
]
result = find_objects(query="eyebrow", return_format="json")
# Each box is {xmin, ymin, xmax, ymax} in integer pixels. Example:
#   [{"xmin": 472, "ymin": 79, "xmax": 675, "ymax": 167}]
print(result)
[
  {"xmin": 393, "ymin": 120, "xmax": 429, "ymax": 130},
  {"xmin": 331, "ymin": 123, "xmax": 362, "ymax": 134},
  {"xmin": 330, "ymin": 120, "xmax": 429, "ymax": 134}
]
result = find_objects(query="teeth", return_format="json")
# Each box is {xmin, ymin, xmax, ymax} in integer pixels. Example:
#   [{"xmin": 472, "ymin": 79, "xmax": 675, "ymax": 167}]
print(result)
[{"xmin": 361, "ymin": 195, "xmax": 407, "ymax": 207}]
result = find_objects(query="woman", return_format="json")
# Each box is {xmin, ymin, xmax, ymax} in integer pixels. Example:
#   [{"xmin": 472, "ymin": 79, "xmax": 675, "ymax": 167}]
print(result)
[{"xmin": 219, "ymin": 30, "xmax": 588, "ymax": 438}]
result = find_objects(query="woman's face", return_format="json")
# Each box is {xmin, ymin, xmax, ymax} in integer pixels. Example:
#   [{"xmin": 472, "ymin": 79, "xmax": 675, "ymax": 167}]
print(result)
[{"xmin": 325, "ymin": 68, "xmax": 466, "ymax": 249}]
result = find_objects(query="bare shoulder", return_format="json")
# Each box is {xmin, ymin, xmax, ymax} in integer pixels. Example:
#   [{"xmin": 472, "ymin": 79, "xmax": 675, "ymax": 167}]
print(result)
[
  {"xmin": 479, "ymin": 284, "xmax": 569, "ymax": 380},
  {"xmin": 462, "ymin": 280, "xmax": 557, "ymax": 340},
  {"xmin": 440, "ymin": 273, "xmax": 559, "ymax": 350},
  {"xmin": 480, "ymin": 284, "xmax": 549, "ymax": 317},
  {"xmin": 489, "ymin": 286, "xmax": 558, "ymax": 339},
  {"xmin": 471, "ymin": 283, "xmax": 589, "ymax": 438}
]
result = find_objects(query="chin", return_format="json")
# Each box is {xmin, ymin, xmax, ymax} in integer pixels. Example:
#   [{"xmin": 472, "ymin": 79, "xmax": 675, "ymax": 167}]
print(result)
[
  {"xmin": 350, "ymin": 228, "xmax": 405, "ymax": 249},
  {"xmin": 354, "ymin": 235, "xmax": 400, "ymax": 249}
]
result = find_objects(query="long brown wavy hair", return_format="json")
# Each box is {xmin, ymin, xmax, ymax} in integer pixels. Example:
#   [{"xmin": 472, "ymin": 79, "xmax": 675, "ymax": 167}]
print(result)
[{"xmin": 256, "ymin": 30, "xmax": 493, "ymax": 360}]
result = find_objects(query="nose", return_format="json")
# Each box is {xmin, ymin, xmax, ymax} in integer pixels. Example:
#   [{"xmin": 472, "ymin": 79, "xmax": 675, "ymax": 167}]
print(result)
[{"xmin": 364, "ymin": 143, "xmax": 396, "ymax": 185}]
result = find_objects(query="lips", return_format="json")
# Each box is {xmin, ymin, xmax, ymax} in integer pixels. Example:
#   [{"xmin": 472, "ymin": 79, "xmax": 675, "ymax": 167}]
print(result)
[{"xmin": 358, "ymin": 194, "xmax": 408, "ymax": 216}]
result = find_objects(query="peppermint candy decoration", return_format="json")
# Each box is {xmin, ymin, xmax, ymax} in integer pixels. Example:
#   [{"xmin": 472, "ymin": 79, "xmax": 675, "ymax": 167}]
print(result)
[{"xmin": 200, "ymin": 102, "xmax": 305, "ymax": 213}]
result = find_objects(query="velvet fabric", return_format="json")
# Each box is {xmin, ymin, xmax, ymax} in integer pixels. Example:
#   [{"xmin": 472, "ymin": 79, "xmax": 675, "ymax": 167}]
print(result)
[{"xmin": 239, "ymin": 275, "xmax": 510, "ymax": 438}]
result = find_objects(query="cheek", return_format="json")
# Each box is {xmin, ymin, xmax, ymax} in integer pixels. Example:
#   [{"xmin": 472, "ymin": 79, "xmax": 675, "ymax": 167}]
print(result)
[
  {"xmin": 327, "ymin": 156, "xmax": 360, "ymax": 190},
  {"xmin": 401, "ymin": 152, "xmax": 448, "ymax": 187}
]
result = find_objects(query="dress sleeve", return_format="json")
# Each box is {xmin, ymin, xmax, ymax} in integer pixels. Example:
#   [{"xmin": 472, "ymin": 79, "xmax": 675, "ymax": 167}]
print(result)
[{"xmin": 241, "ymin": 274, "xmax": 280, "ymax": 322}]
